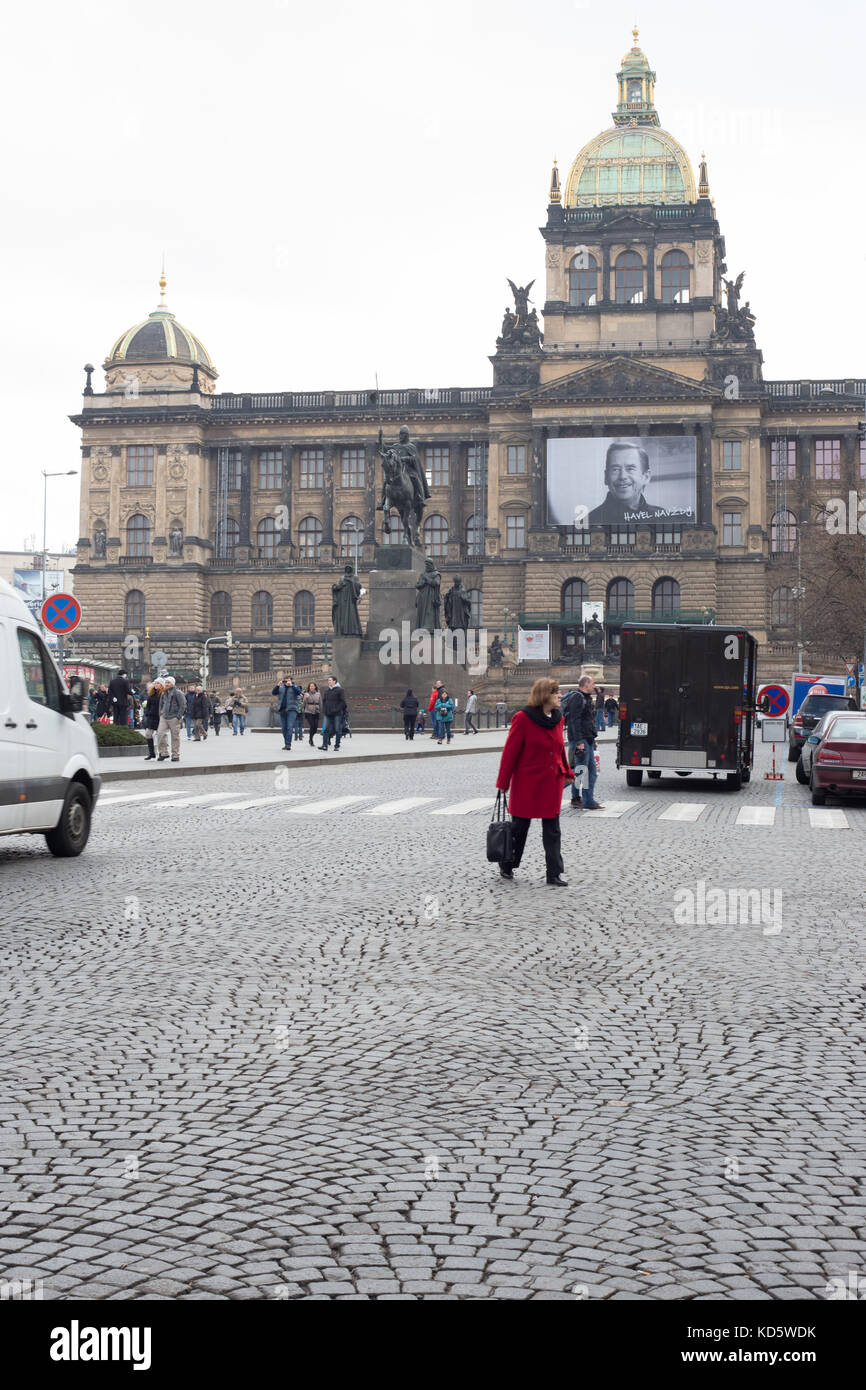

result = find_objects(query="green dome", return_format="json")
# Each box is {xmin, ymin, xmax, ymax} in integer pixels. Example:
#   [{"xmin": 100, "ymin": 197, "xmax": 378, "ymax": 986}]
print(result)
[{"xmin": 564, "ymin": 125, "xmax": 696, "ymax": 208}]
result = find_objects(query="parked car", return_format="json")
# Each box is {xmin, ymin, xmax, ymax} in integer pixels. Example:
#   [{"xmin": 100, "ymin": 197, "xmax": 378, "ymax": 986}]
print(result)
[
  {"xmin": 795, "ymin": 711, "xmax": 837, "ymax": 784},
  {"xmin": 0, "ymin": 577, "xmax": 100, "ymax": 855},
  {"xmin": 788, "ymin": 691, "xmax": 857, "ymax": 761},
  {"xmin": 799, "ymin": 712, "xmax": 866, "ymax": 805}
]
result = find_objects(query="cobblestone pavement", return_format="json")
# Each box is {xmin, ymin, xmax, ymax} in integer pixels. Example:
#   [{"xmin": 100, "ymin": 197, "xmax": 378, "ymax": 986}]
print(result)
[{"xmin": 1, "ymin": 739, "xmax": 864, "ymax": 1300}]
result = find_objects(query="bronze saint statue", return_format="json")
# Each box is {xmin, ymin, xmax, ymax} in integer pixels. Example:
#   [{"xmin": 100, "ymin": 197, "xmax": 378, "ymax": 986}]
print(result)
[
  {"xmin": 444, "ymin": 575, "xmax": 472, "ymax": 632},
  {"xmin": 415, "ymin": 557, "xmax": 442, "ymax": 632},
  {"xmin": 332, "ymin": 561, "xmax": 362, "ymax": 636}
]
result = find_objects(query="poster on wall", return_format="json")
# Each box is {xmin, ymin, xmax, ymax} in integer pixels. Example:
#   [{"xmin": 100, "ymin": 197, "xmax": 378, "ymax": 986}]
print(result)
[
  {"xmin": 517, "ymin": 627, "xmax": 550, "ymax": 662},
  {"xmin": 14, "ymin": 568, "xmax": 65, "ymax": 602},
  {"xmin": 546, "ymin": 436, "xmax": 697, "ymax": 527}
]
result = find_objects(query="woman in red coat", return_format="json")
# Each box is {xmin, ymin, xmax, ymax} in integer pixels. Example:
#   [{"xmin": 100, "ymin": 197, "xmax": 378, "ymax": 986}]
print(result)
[{"xmin": 495, "ymin": 677, "xmax": 574, "ymax": 886}]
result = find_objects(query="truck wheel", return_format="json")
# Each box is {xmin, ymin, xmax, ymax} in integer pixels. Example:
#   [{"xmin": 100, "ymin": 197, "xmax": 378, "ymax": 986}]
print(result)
[
  {"xmin": 647, "ymin": 770, "xmax": 662, "ymax": 780},
  {"xmin": 795, "ymin": 758, "xmax": 808, "ymax": 785},
  {"xmin": 675, "ymin": 770, "xmax": 691, "ymax": 777},
  {"xmin": 625, "ymin": 769, "xmax": 643, "ymax": 787},
  {"xmin": 726, "ymin": 771, "xmax": 742, "ymax": 789},
  {"xmin": 787, "ymin": 743, "xmax": 799, "ymax": 762},
  {"xmin": 44, "ymin": 783, "xmax": 92, "ymax": 858},
  {"xmin": 740, "ymin": 767, "xmax": 751, "ymax": 784}
]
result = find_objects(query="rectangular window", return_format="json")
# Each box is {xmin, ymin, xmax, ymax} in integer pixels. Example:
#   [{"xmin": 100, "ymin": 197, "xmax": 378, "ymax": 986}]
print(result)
[
  {"xmin": 562, "ymin": 525, "xmax": 590, "ymax": 547},
  {"xmin": 655, "ymin": 525, "xmax": 682, "ymax": 546},
  {"xmin": 505, "ymin": 516, "xmax": 526, "ymax": 549},
  {"xmin": 341, "ymin": 447, "xmax": 365, "ymax": 488},
  {"xmin": 258, "ymin": 449, "xmax": 283, "ymax": 489},
  {"xmin": 815, "ymin": 438, "xmax": 841, "ymax": 480},
  {"xmin": 467, "ymin": 442, "xmax": 488, "ymax": 486},
  {"xmin": 300, "ymin": 448, "xmax": 324, "ymax": 489},
  {"xmin": 860, "ymin": 440, "xmax": 866, "ymax": 481},
  {"xmin": 771, "ymin": 439, "xmax": 797, "ymax": 481},
  {"xmin": 609, "ymin": 527, "xmax": 636, "ymax": 547},
  {"xmin": 425, "ymin": 445, "xmax": 450, "ymax": 487},
  {"xmin": 126, "ymin": 445, "xmax": 154, "ymax": 486},
  {"xmin": 294, "ymin": 646, "xmax": 313, "ymax": 666},
  {"xmin": 211, "ymin": 647, "xmax": 229, "ymax": 677},
  {"xmin": 507, "ymin": 445, "xmax": 526, "ymax": 475},
  {"xmin": 252, "ymin": 648, "xmax": 271, "ymax": 673},
  {"xmin": 722, "ymin": 511, "xmax": 742, "ymax": 546},
  {"xmin": 224, "ymin": 450, "xmax": 243, "ymax": 489},
  {"xmin": 722, "ymin": 441, "xmax": 742, "ymax": 470}
]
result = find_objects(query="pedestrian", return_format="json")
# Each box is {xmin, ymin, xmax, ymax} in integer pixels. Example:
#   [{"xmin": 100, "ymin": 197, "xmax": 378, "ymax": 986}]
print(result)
[
  {"xmin": 157, "ymin": 676, "xmax": 186, "ymax": 762},
  {"xmin": 108, "ymin": 669, "xmax": 131, "ymax": 725},
  {"xmin": 321, "ymin": 675, "xmax": 347, "ymax": 751},
  {"xmin": 185, "ymin": 685, "xmax": 196, "ymax": 740},
  {"xmin": 428, "ymin": 680, "xmax": 443, "ymax": 740},
  {"xmin": 272, "ymin": 673, "xmax": 302, "ymax": 750},
  {"xmin": 212, "ymin": 695, "xmax": 226, "ymax": 735},
  {"xmin": 434, "ymin": 687, "xmax": 455, "ymax": 745},
  {"xmin": 604, "ymin": 693, "xmax": 619, "ymax": 727},
  {"xmin": 564, "ymin": 674, "xmax": 604, "ymax": 810},
  {"xmin": 302, "ymin": 682, "xmax": 321, "ymax": 745},
  {"xmin": 415, "ymin": 709, "xmax": 427, "ymax": 734},
  {"xmin": 192, "ymin": 684, "xmax": 211, "ymax": 741},
  {"xmin": 400, "ymin": 688, "xmax": 419, "ymax": 740},
  {"xmin": 231, "ymin": 688, "xmax": 248, "ymax": 735},
  {"xmin": 87, "ymin": 684, "xmax": 100, "ymax": 722},
  {"xmin": 494, "ymin": 677, "xmax": 574, "ymax": 887},
  {"xmin": 464, "ymin": 689, "xmax": 479, "ymax": 735},
  {"xmin": 595, "ymin": 686, "xmax": 607, "ymax": 733},
  {"xmin": 142, "ymin": 679, "xmax": 163, "ymax": 760}
]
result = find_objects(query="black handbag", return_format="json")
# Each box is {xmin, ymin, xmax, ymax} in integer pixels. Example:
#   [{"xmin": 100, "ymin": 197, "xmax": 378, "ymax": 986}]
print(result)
[{"xmin": 486, "ymin": 791, "xmax": 513, "ymax": 863}]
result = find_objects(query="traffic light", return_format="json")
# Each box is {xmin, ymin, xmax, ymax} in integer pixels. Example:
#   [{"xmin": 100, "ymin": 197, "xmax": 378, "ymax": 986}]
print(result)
[{"xmin": 858, "ymin": 420, "xmax": 866, "ymax": 441}]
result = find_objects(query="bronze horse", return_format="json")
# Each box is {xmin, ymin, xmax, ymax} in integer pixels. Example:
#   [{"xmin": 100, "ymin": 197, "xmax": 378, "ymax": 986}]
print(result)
[{"xmin": 380, "ymin": 446, "xmax": 422, "ymax": 549}]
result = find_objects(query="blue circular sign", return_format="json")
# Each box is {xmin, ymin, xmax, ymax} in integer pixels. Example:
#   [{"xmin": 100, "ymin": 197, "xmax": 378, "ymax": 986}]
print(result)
[
  {"xmin": 761, "ymin": 683, "xmax": 789, "ymax": 717},
  {"xmin": 41, "ymin": 593, "xmax": 81, "ymax": 633}
]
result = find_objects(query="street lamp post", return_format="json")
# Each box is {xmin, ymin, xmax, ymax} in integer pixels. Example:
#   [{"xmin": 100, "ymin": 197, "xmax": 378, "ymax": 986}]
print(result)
[{"xmin": 42, "ymin": 470, "xmax": 77, "ymax": 661}]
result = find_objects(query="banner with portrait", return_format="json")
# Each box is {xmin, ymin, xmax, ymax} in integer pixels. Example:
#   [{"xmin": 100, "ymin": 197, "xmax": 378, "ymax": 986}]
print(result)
[{"xmin": 546, "ymin": 436, "xmax": 697, "ymax": 527}]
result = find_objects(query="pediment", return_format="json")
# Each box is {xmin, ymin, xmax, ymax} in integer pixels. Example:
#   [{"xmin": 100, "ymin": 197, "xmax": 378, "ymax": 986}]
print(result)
[{"xmin": 526, "ymin": 356, "xmax": 718, "ymax": 405}]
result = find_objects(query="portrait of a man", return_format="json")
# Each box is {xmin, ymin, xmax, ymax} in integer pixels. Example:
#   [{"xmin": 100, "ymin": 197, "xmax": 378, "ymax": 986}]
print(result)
[
  {"xmin": 545, "ymin": 435, "xmax": 697, "ymax": 527},
  {"xmin": 589, "ymin": 440, "xmax": 669, "ymax": 524}
]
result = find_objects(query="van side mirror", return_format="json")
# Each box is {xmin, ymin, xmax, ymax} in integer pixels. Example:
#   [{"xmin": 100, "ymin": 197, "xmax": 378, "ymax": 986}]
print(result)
[{"xmin": 66, "ymin": 675, "xmax": 86, "ymax": 713}]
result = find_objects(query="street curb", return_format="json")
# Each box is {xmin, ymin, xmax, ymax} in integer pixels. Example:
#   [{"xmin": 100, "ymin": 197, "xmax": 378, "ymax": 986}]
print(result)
[{"xmin": 98, "ymin": 739, "xmax": 508, "ymax": 783}]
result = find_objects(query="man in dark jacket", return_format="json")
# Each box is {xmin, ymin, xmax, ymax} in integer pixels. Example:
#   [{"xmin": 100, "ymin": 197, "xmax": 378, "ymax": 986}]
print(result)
[
  {"xmin": 321, "ymin": 676, "xmax": 347, "ymax": 751},
  {"xmin": 191, "ymin": 685, "xmax": 211, "ymax": 741},
  {"xmin": 108, "ymin": 670, "xmax": 131, "ymax": 725},
  {"xmin": 272, "ymin": 675, "xmax": 302, "ymax": 750},
  {"xmin": 185, "ymin": 687, "xmax": 196, "ymax": 740},
  {"xmin": 400, "ymin": 689, "xmax": 420, "ymax": 740},
  {"xmin": 564, "ymin": 675, "xmax": 604, "ymax": 810}
]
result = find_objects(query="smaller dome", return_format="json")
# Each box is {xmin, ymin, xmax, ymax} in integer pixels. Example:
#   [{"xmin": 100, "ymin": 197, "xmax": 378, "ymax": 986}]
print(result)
[{"xmin": 105, "ymin": 271, "xmax": 215, "ymax": 374}]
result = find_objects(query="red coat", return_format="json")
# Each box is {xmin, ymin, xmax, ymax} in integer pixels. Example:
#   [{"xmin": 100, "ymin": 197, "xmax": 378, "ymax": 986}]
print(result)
[{"xmin": 496, "ymin": 709, "xmax": 573, "ymax": 818}]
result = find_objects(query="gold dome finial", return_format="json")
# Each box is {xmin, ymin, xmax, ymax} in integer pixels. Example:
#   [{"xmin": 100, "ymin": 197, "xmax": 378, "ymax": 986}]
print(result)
[
  {"xmin": 632, "ymin": 24, "xmax": 639, "ymax": 46},
  {"xmin": 158, "ymin": 255, "xmax": 167, "ymax": 309}
]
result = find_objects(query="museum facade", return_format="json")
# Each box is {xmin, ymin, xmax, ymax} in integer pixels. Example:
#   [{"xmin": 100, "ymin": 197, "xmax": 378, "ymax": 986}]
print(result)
[{"xmin": 71, "ymin": 33, "xmax": 865, "ymax": 687}]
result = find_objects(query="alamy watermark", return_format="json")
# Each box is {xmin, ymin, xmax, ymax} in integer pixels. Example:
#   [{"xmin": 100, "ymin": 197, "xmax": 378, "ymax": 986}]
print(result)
[
  {"xmin": 824, "ymin": 493, "xmax": 866, "ymax": 535},
  {"xmin": 378, "ymin": 622, "xmax": 487, "ymax": 675},
  {"xmin": 673, "ymin": 879, "xmax": 783, "ymax": 935}
]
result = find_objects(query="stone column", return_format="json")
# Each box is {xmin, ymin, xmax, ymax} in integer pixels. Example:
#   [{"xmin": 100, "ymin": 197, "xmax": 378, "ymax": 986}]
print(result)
[
  {"xmin": 322, "ymin": 445, "xmax": 335, "ymax": 544},
  {"xmin": 698, "ymin": 422, "xmax": 712, "ymax": 526},
  {"xmin": 530, "ymin": 425, "xmax": 545, "ymax": 529},
  {"xmin": 239, "ymin": 444, "xmax": 252, "ymax": 546},
  {"xmin": 364, "ymin": 437, "xmax": 376, "ymax": 545}
]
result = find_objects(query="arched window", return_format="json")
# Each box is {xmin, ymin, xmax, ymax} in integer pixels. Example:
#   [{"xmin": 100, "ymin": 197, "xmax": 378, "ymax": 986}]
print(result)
[
  {"xmin": 771, "ymin": 510, "xmax": 797, "ymax": 553},
  {"xmin": 339, "ymin": 515, "xmax": 364, "ymax": 560},
  {"xmin": 569, "ymin": 252, "xmax": 599, "ymax": 307},
  {"xmin": 257, "ymin": 516, "xmax": 279, "ymax": 558},
  {"xmin": 298, "ymin": 516, "xmax": 322, "ymax": 560},
  {"xmin": 614, "ymin": 251, "xmax": 644, "ymax": 304},
  {"xmin": 211, "ymin": 591, "xmax": 231, "ymax": 631},
  {"xmin": 126, "ymin": 513, "xmax": 150, "ymax": 557},
  {"xmin": 660, "ymin": 249, "xmax": 690, "ymax": 304},
  {"xmin": 771, "ymin": 586, "xmax": 793, "ymax": 628},
  {"xmin": 216, "ymin": 517, "xmax": 240, "ymax": 561},
  {"xmin": 561, "ymin": 579, "xmax": 588, "ymax": 617},
  {"xmin": 466, "ymin": 514, "xmax": 484, "ymax": 556},
  {"xmin": 607, "ymin": 577, "xmax": 634, "ymax": 614},
  {"xmin": 294, "ymin": 590, "xmax": 315, "ymax": 629},
  {"xmin": 125, "ymin": 590, "xmax": 145, "ymax": 629},
  {"xmin": 467, "ymin": 588, "xmax": 482, "ymax": 630},
  {"xmin": 422, "ymin": 514, "xmax": 449, "ymax": 558},
  {"xmin": 652, "ymin": 577, "xmax": 681, "ymax": 614},
  {"xmin": 251, "ymin": 590, "xmax": 273, "ymax": 630}
]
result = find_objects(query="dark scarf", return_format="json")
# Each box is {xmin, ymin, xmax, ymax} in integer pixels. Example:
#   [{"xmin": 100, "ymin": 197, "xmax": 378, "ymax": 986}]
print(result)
[{"xmin": 521, "ymin": 704, "xmax": 563, "ymax": 729}]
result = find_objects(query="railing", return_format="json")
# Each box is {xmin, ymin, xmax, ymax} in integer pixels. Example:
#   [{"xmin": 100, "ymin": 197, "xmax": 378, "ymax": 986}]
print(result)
[
  {"xmin": 765, "ymin": 380, "xmax": 866, "ymax": 399},
  {"xmin": 211, "ymin": 387, "xmax": 492, "ymax": 412},
  {"xmin": 119, "ymin": 555, "xmax": 153, "ymax": 566},
  {"xmin": 654, "ymin": 543, "xmax": 682, "ymax": 554},
  {"xmin": 561, "ymin": 205, "xmax": 695, "ymax": 223}
]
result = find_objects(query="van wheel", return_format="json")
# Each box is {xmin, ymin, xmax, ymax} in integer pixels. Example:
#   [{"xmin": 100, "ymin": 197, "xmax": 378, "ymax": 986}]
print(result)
[
  {"xmin": 647, "ymin": 770, "xmax": 662, "ymax": 780},
  {"xmin": 625, "ymin": 769, "xmax": 643, "ymax": 787},
  {"xmin": 795, "ymin": 758, "xmax": 808, "ymax": 785},
  {"xmin": 45, "ymin": 783, "xmax": 92, "ymax": 857},
  {"xmin": 726, "ymin": 771, "xmax": 742, "ymax": 789}
]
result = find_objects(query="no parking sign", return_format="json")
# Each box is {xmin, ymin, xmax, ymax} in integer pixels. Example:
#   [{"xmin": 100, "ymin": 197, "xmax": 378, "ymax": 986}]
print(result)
[
  {"xmin": 41, "ymin": 593, "xmax": 82, "ymax": 634},
  {"xmin": 758, "ymin": 683, "xmax": 790, "ymax": 718}
]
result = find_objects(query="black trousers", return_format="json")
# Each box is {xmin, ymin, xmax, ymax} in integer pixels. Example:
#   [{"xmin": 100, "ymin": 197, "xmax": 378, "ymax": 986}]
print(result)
[
  {"xmin": 403, "ymin": 715, "xmax": 416, "ymax": 739},
  {"xmin": 506, "ymin": 815, "xmax": 564, "ymax": 880}
]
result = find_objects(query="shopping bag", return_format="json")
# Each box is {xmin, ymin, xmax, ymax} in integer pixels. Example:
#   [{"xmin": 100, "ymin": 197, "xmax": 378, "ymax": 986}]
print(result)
[{"xmin": 486, "ymin": 790, "xmax": 513, "ymax": 863}]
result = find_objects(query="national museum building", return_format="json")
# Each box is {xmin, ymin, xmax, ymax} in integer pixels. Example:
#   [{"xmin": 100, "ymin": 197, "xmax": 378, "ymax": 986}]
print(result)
[{"xmin": 71, "ymin": 33, "xmax": 865, "ymax": 686}]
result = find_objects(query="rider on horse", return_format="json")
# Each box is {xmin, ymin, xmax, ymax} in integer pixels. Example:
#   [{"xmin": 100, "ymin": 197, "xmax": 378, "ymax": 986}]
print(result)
[{"xmin": 377, "ymin": 426, "xmax": 429, "ymax": 520}]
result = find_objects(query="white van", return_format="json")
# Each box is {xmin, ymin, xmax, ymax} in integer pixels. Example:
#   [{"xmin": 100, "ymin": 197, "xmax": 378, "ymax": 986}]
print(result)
[{"xmin": 0, "ymin": 577, "xmax": 100, "ymax": 855}]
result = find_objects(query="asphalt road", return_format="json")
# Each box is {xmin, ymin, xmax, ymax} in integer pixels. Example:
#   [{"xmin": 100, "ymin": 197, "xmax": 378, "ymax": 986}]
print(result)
[{"xmin": 1, "ymin": 738, "xmax": 864, "ymax": 1300}]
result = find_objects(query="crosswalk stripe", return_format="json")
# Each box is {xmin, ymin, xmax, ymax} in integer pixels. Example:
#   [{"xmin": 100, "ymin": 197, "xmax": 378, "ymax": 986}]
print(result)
[
  {"xmin": 98, "ymin": 789, "xmax": 184, "ymax": 805},
  {"xmin": 659, "ymin": 802, "xmax": 708, "ymax": 822},
  {"xmin": 808, "ymin": 808, "xmax": 849, "ymax": 829},
  {"xmin": 430, "ymin": 797, "xmax": 492, "ymax": 816},
  {"xmin": 158, "ymin": 791, "xmax": 248, "ymax": 809},
  {"xmin": 286, "ymin": 795, "xmax": 372, "ymax": 815},
  {"xmin": 736, "ymin": 806, "xmax": 776, "ymax": 826},
  {"xmin": 217, "ymin": 795, "xmax": 303, "ymax": 811},
  {"xmin": 364, "ymin": 797, "xmax": 439, "ymax": 816},
  {"xmin": 581, "ymin": 801, "xmax": 636, "ymax": 819}
]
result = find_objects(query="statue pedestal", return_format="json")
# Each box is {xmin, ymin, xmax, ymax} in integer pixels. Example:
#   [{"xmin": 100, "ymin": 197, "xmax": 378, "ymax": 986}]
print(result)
[
  {"xmin": 580, "ymin": 662, "xmax": 605, "ymax": 682},
  {"xmin": 366, "ymin": 545, "xmax": 428, "ymax": 636}
]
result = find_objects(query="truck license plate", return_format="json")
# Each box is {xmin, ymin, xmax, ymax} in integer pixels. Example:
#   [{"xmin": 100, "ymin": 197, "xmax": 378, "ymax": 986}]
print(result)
[{"xmin": 630, "ymin": 722, "xmax": 648, "ymax": 737}]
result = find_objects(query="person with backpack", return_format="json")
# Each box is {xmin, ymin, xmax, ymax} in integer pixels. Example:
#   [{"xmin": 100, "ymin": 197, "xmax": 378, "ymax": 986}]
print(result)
[
  {"xmin": 272, "ymin": 674, "xmax": 302, "ymax": 750},
  {"xmin": 563, "ymin": 675, "xmax": 604, "ymax": 810},
  {"xmin": 434, "ymin": 687, "xmax": 455, "ymax": 745},
  {"xmin": 400, "ymin": 689, "xmax": 419, "ymax": 740}
]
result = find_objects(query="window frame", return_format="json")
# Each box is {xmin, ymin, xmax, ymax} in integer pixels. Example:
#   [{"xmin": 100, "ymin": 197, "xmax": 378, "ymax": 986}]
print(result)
[
  {"xmin": 257, "ymin": 449, "xmax": 283, "ymax": 490},
  {"xmin": 506, "ymin": 445, "xmax": 527, "ymax": 475},
  {"xmin": 659, "ymin": 249, "xmax": 690, "ymax": 305},
  {"xmin": 299, "ymin": 448, "xmax": 324, "ymax": 489},
  {"xmin": 341, "ymin": 447, "xmax": 365, "ymax": 489},
  {"xmin": 294, "ymin": 590, "xmax": 315, "ymax": 630},
  {"xmin": 425, "ymin": 445, "xmax": 450, "ymax": 487},
  {"xmin": 126, "ymin": 513, "xmax": 151, "ymax": 557},
  {"xmin": 722, "ymin": 511, "xmax": 743, "ymax": 546},
  {"xmin": 251, "ymin": 591, "xmax": 273, "ymax": 630},
  {"xmin": 505, "ymin": 514, "xmax": 526, "ymax": 550},
  {"xmin": 126, "ymin": 444, "xmax": 154, "ymax": 487},
  {"xmin": 124, "ymin": 589, "xmax": 145, "ymax": 630},
  {"xmin": 211, "ymin": 591, "xmax": 232, "ymax": 631},
  {"xmin": 614, "ymin": 250, "xmax": 644, "ymax": 305},
  {"xmin": 422, "ymin": 514, "xmax": 449, "ymax": 558},
  {"xmin": 298, "ymin": 516, "xmax": 323, "ymax": 560}
]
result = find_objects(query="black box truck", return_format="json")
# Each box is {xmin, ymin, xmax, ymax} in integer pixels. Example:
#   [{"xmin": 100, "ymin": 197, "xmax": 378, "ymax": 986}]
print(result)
[{"xmin": 616, "ymin": 623, "xmax": 760, "ymax": 789}]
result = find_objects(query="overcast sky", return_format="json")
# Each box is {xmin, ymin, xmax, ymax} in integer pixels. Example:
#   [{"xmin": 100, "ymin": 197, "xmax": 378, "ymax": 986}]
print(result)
[{"xmin": 1, "ymin": 0, "xmax": 862, "ymax": 553}]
